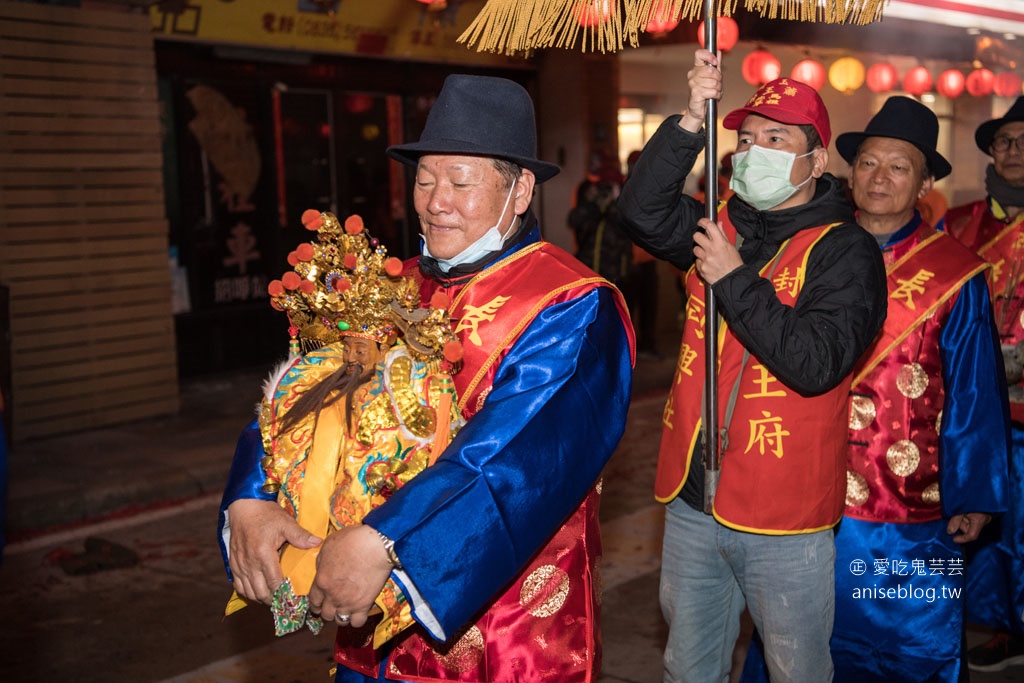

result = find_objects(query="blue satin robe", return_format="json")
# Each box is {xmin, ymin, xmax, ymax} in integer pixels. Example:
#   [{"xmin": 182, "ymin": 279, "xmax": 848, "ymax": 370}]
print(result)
[
  {"xmin": 218, "ymin": 241, "xmax": 634, "ymax": 681},
  {"xmin": 743, "ymin": 219, "xmax": 1011, "ymax": 683}
]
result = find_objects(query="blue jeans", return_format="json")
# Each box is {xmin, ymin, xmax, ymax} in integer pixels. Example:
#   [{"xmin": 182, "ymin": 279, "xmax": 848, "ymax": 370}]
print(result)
[{"xmin": 661, "ymin": 498, "xmax": 835, "ymax": 683}]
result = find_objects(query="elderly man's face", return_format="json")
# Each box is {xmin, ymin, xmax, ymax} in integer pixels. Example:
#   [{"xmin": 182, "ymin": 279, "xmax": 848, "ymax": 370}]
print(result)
[
  {"xmin": 850, "ymin": 137, "xmax": 931, "ymax": 232},
  {"xmin": 992, "ymin": 121, "xmax": 1024, "ymax": 187},
  {"xmin": 414, "ymin": 155, "xmax": 534, "ymax": 260}
]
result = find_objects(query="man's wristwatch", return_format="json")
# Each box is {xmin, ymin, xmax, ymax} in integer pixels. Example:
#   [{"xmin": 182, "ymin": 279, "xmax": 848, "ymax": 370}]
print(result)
[{"xmin": 376, "ymin": 530, "xmax": 403, "ymax": 571}]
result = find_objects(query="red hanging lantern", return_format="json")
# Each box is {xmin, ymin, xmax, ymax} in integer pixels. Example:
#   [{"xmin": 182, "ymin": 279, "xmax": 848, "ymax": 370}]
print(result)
[
  {"xmin": 902, "ymin": 66, "xmax": 933, "ymax": 96},
  {"xmin": 966, "ymin": 68, "xmax": 995, "ymax": 97},
  {"xmin": 994, "ymin": 72, "xmax": 1023, "ymax": 98},
  {"xmin": 416, "ymin": 0, "xmax": 447, "ymax": 9},
  {"xmin": 741, "ymin": 49, "xmax": 781, "ymax": 87},
  {"xmin": 790, "ymin": 59, "xmax": 826, "ymax": 91},
  {"xmin": 933, "ymin": 70, "xmax": 962, "ymax": 99},
  {"xmin": 645, "ymin": 0, "xmax": 679, "ymax": 34},
  {"xmin": 577, "ymin": 0, "xmax": 613, "ymax": 27},
  {"xmin": 697, "ymin": 16, "xmax": 739, "ymax": 52},
  {"xmin": 866, "ymin": 63, "xmax": 898, "ymax": 93},
  {"xmin": 936, "ymin": 70, "xmax": 965, "ymax": 99}
]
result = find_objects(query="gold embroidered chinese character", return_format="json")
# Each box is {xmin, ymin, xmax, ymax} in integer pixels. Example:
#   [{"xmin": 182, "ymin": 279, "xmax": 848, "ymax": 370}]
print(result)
[
  {"xmin": 686, "ymin": 297, "xmax": 706, "ymax": 339},
  {"xmin": 990, "ymin": 258, "xmax": 1006, "ymax": 287},
  {"xmin": 663, "ymin": 393, "xmax": 675, "ymax": 429},
  {"xmin": 455, "ymin": 296, "xmax": 510, "ymax": 346},
  {"xmin": 743, "ymin": 365, "xmax": 787, "ymax": 399},
  {"xmin": 891, "ymin": 269, "xmax": 935, "ymax": 310},
  {"xmin": 745, "ymin": 410, "xmax": 790, "ymax": 458},
  {"xmin": 675, "ymin": 343, "xmax": 699, "ymax": 383},
  {"xmin": 772, "ymin": 266, "xmax": 804, "ymax": 298}
]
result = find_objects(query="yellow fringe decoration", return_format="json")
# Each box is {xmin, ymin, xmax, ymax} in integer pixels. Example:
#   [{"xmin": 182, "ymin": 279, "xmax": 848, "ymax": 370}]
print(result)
[{"xmin": 458, "ymin": 0, "xmax": 888, "ymax": 56}]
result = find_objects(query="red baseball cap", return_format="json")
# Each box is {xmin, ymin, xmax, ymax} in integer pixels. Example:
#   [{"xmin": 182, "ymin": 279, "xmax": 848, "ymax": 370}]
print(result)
[{"xmin": 723, "ymin": 78, "xmax": 831, "ymax": 147}]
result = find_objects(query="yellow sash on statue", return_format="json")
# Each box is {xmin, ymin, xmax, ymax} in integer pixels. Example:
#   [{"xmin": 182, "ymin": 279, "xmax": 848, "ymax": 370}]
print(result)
[
  {"xmin": 225, "ymin": 348, "xmax": 461, "ymax": 647},
  {"xmin": 224, "ymin": 398, "xmax": 347, "ymax": 616}
]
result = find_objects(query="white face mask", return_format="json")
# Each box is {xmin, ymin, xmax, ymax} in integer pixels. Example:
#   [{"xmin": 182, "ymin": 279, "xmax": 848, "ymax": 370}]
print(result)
[
  {"xmin": 730, "ymin": 145, "xmax": 815, "ymax": 211},
  {"xmin": 422, "ymin": 181, "xmax": 518, "ymax": 272}
]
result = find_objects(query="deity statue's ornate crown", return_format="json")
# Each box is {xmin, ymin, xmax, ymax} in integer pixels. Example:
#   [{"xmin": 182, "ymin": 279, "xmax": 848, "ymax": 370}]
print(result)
[{"xmin": 267, "ymin": 210, "xmax": 463, "ymax": 366}]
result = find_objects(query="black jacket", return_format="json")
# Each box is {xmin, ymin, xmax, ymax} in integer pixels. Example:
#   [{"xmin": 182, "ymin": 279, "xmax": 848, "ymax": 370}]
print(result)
[{"xmin": 619, "ymin": 115, "xmax": 887, "ymax": 397}]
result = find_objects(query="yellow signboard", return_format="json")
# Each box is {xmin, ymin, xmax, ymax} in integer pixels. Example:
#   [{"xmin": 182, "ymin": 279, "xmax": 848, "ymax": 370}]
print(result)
[{"xmin": 150, "ymin": 0, "xmax": 528, "ymax": 67}]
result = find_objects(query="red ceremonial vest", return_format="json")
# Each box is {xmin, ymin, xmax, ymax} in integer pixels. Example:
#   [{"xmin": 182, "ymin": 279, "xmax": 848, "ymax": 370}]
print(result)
[
  {"xmin": 333, "ymin": 241, "xmax": 633, "ymax": 682},
  {"xmin": 656, "ymin": 214, "xmax": 851, "ymax": 534},
  {"xmin": 946, "ymin": 198, "xmax": 1024, "ymax": 344},
  {"xmin": 846, "ymin": 225, "xmax": 988, "ymax": 523}
]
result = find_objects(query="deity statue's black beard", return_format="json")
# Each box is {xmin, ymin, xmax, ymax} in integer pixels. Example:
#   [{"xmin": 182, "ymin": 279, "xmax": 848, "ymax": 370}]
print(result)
[{"xmin": 279, "ymin": 361, "xmax": 372, "ymax": 434}]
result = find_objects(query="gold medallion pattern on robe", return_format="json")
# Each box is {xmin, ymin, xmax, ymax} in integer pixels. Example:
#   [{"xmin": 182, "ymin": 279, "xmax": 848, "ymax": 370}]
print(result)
[
  {"xmin": 921, "ymin": 482, "xmax": 941, "ymax": 504},
  {"xmin": 886, "ymin": 439, "xmax": 921, "ymax": 477},
  {"xmin": 431, "ymin": 625, "xmax": 485, "ymax": 673},
  {"xmin": 896, "ymin": 362, "xmax": 929, "ymax": 399},
  {"xmin": 849, "ymin": 395, "xmax": 876, "ymax": 430},
  {"xmin": 520, "ymin": 564, "xmax": 570, "ymax": 617},
  {"xmin": 846, "ymin": 470, "xmax": 870, "ymax": 507}
]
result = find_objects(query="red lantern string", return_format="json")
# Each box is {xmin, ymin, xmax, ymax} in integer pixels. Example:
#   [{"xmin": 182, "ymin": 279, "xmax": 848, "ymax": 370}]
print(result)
[
  {"xmin": 790, "ymin": 59, "xmax": 826, "ymax": 91},
  {"xmin": 994, "ymin": 72, "xmax": 1023, "ymax": 98},
  {"xmin": 697, "ymin": 16, "xmax": 739, "ymax": 52},
  {"xmin": 936, "ymin": 70, "xmax": 965, "ymax": 99},
  {"xmin": 966, "ymin": 68, "xmax": 995, "ymax": 97},
  {"xmin": 866, "ymin": 63, "xmax": 898, "ymax": 93},
  {"xmin": 741, "ymin": 49, "xmax": 781, "ymax": 87},
  {"xmin": 902, "ymin": 66, "xmax": 933, "ymax": 96}
]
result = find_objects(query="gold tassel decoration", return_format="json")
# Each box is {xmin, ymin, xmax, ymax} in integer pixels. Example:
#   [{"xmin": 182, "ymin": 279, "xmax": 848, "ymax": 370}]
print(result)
[{"xmin": 459, "ymin": 0, "xmax": 888, "ymax": 56}]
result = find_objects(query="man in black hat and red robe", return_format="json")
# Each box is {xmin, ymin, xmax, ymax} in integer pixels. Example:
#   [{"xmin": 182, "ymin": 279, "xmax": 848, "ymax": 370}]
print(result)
[
  {"xmin": 944, "ymin": 96, "xmax": 1024, "ymax": 674},
  {"xmin": 218, "ymin": 74, "xmax": 635, "ymax": 682}
]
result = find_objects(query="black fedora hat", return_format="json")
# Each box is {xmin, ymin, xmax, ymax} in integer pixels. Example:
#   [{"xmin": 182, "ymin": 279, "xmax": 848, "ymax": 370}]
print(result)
[
  {"xmin": 975, "ymin": 96, "xmax": 1024, "ymax": 155},
  {"xmin": 836, "ymin": 96, "xmax": 951, "ymax": 180},
  {"xmin": 387, "ymin": 74, "xmax": 560, "ymax": 182}
]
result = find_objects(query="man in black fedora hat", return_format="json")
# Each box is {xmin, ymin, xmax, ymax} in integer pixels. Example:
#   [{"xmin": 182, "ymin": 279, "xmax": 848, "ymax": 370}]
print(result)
[
  {"xmin": 828, "ymin": 95, "xmax": 1009, "ymax": 681},
  {"xmin": 219, "ymin": 73, "xmax": 635, "ymax": 682},
  {"xmin": 944, "ymin": 96, "xmax": 1024, "ymax": 674}
]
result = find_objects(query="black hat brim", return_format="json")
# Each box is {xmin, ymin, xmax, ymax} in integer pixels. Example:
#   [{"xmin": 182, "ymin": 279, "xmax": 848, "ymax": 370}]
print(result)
[
  {"xmin": 387, "ymin": 140, "xmax": 561, "ymax": 183},
  {"xmin": 836, "ymin": 131, "xmax": 952, "ymax": 181}
]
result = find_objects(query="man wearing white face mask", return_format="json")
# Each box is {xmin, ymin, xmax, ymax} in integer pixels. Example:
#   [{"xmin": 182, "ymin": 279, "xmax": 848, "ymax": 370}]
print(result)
[
  {"xmin": 619, "ymin": 49, "xmax": 888, "ymax": 682},
  {"xmin": 220, "ymin": 73, "xmax": 636, "ymax": 683}
]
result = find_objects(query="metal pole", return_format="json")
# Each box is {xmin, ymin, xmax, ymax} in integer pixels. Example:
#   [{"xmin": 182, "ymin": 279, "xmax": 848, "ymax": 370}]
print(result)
[{"xmin": 702, "ymin": 1, "xmax": 720, "ymax": 515}]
